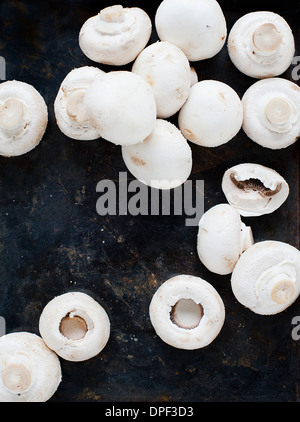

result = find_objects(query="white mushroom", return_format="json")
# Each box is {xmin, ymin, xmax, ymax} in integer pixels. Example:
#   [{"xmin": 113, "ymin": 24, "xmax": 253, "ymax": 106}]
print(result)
[
  {"xmin": 178, "ymin": 80, "xmax": 243, "ymax": 147},
  {"xmin": 0, "ymin": 80, "xmax": 48, "ymax": 157},
  {"xmin": 231, "ymin": 241, "xmax": 300, "ymax": 315},
  {"xmin": 121, "ymin": 119, "xmax": 192, "ymax": 190},
  {"xmin": 228, "ymin": 11, "xmax": 295, "ymax": 79},
  {"xmin": 54, "ymin": 66, "xmax": 105, "ymax": 141},
  {"xmin": 132, "ymin": 41, "xmax": 191, "ymax": 119},
  {"xmin": 79, "ymin": 5, "xmax": 152, "ymax": 66},
  {"xmin": 197, "ymin": 203, "xmax": 254, "ymax": 275},
  {"xmin": 0, "ymin": 332, "xmax": 61, "ymax": 402},
  {"xmin": 39, "ymin": 292, "xmax": 110, "ymax": 362},
  {"xmin": 149, "ymin": 275, "xmax": 225, "ymax": 350},
  {"xmin": 155, "ymin": 0, "xmax": 227, "ymax": 61},
  {"xmin": 242, "ymin": 78, "xmax": 300, "ymax": 149},
  {"xmin": 222, "ymin": 163, "xmax": 290, "ymax": 217},
  {"xmin": 83, "ymin": 71, "xmax": 157, "ymax": 146}
]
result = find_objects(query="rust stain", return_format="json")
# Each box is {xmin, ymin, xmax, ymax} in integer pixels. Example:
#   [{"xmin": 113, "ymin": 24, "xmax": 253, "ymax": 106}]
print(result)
[{"xmin": 131, "ymin": 156, "xmax": 146, "ymax": 166}]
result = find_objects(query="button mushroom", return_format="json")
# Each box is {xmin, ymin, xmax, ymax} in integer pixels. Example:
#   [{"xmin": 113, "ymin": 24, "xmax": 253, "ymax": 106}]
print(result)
[
  {"xmin": 0, "ymin": 80, "xmax": 48, "ymax": 157},
  {"xmin": 231, "ymin": 241, "xmax": 300, "ymax": 315},
  {"xmin": 83, "ymin": 71, "xmax": 157, "ymax": 146},
  {"xmin": 79, "ymin": 5, "xmax": 152, "ymax": 66},
  {"xmin": 242, "ymin": 78, "xmax": 300, "ymax": 149},
  {"xmin": 132, "ymin": 41, "xmax": 191, "ymax": 119},
  {"xmin": 155, "ymin": 0, "xmax": 227, "ymax": 61},
  {"xmin": 149, "ymin": 275, "xmax": 225, "ymax": 350},
  {"xmin": 39, "ymin": 292, "xmax": 110, "ymax": 362},
  {"xmin": 121, "ymin": 119, "xmax": 192, "ymax": 190},
  {"xmin": 228, "ymin": 11, "xmax": 295, "ymax": 79},
  {"xmin": 222, "ymin": 163, "xmax": 289, "ymax": 217},
  {"xmin": 197, "ymin": 203, "xmax": 254, "ymax": 275},
  {"xmin": 54, "ymin": 66, "xmax": 105, "ymax": 141},
  {"xmin": 0, "ymin": 332, "xmax": 61, "ymax": 402},
  {"xmin": 178, "ymin": 80, "xmax": 243, "ymax": 147}
]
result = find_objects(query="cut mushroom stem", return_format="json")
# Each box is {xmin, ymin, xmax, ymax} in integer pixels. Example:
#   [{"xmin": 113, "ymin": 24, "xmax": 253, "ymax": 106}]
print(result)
[
  {"xmin": 230, "ymin": 173, "xmax": 282, "ymax": 197},
  {"xmin": 66, "ymin": 90, "xmax": 89, "ymax": 124},
  {"xmin": 170, "ymin": 299, "xmax": 204, "ymax": 330},
  {"xmin": 265, "ymin": 97, "xmax": 292, "ymax": 127},
  {"xmin": 252, "ymin": 23, "xmax": 282, "ymax": 55},
  {"xmin": 2, "ymin": 364, "xmax": 31, "ymax": 394},
  {"xmin": 99, "ymin": 5, "xmax": 125, "ymax": 23},
  {"xmin": 0, "ymin": 99, "xmax": 25, "ymax": 131}
]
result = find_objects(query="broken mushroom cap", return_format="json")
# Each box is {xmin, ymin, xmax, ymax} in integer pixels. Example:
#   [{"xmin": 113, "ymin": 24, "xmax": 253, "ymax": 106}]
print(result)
[
  {"xmin": 39, "ymin": 292, "xmax": 110, "ymax": 362},
  {"xmin": 79, "ymin": 5, "xmax": 152, "ymax": 66},
  {"xmin": 83, "ymin": 71, "xmax": 157, "ymax": 146},
  {"xmin": 132, "ymin": 41, "xmax": 191, "ymax": 119},
  {"xmin": 231, "ymin": 241, "xmax": 300, "ymax": 315},
  {"xmin": 242, "ymin": 78, "xmax": 300, "ymax": 149},
  {"xmin": 149, "ymin": 275, "xmax": 225, "ymax": 350},
  {"xmin": 197, "ymin": 203, "xmax": 254, "ymax": 275},
  {"xmin": 54, "ymin": 66, "xmax": 105, "ymax": 141},
  {"xmin": 0, "ymin": 80, "xmax": 48, "ymax": 157},
  {"xmin": 178, "ymin": 80, "xmax": 243, "ymax": 147},
  {"xmin": 121, "ymin": 119, "xmax": 192, "ymax": 190},
  {"xmin": 222, "ymin": 163, "xmax": 289, "ymax": 217},
  {"xmin": 0, "ymin": 332, "xmax": 61, "ymax": 402},
  {"xmin": 228, "ymin": 11, "xmax": 295, "ymax": 79},
  {"xmin": 155, "ymin": 0, "xmax": 227, "ymax": 61}
]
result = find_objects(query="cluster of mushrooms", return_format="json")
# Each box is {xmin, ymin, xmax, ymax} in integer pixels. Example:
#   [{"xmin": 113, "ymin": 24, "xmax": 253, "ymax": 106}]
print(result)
[{"xmin": 0, "ymin": 0, "xmax": 300, "ymax": 402}]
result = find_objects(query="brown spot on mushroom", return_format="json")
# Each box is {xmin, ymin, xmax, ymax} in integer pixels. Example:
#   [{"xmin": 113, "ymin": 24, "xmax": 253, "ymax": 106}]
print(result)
[
  {"xmin": 230, "ymin": 173, "xmax": 282, "ymax": 197},
  {"xmin": 183, "ymin": 128, "xmax": 196, "ymax": 141},
  {"xmin": 130, "ymin": 156, "xmax": 146, "ymax": 166}
]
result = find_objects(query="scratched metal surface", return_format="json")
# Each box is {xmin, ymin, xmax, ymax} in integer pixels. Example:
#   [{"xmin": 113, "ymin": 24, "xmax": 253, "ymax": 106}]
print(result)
[{"xmin": 0, "ymin": 0, "xmax": 299, "ymax": 402}]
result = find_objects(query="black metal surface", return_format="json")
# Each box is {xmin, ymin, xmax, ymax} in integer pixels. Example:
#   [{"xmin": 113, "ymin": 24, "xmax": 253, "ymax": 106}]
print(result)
[{"xmin": 0, "ymin": 0, "xmax": 299, "ymax": 402}]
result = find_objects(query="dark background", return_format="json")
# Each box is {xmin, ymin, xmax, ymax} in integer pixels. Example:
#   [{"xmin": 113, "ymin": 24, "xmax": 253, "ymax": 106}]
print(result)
[{"xmin": 0, "ymin": 0, "xmax": 299, "ymax": 402}]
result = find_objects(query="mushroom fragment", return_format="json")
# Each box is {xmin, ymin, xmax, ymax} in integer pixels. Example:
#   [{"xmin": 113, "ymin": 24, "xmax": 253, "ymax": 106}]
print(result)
[
  {"xmin": 149, "ymin": 275, "xmax": 225, "ymax": 349},
  {"xmin": 0, "ymin": 332, "xmax": 61, "ymax": 402},
  {"xmin": 83, "ymin": 71, "xmax": 157, "ymax": 146},
  {"xmin": 178, "ymin": 80, "xmax": 243, "ymax": 147},
  {"xmin": 132, "ymin": 41, "xmax": 191, "ymax": 119},
  {"xmin": 231, "ymin": 241, "xmax": 300, "ymax": 315},
  {"xmin": 222, "ymin": 163, "xmax": 289, "ymax": 217},
  {"xmin": 54, "ymin": 66, "xmax": 105, "ymax": 140},
  {"xmin": 155, "ymin": 0, "xmax": 227, "ymax": 61},
  {"xmin": 79, "ymin": 5, "xmax": 152, "ymax": 66},
  {"xmin": 0, "ymin": 80, "xmax": 48, "ymax": 157},
  {"xmin": 39, "ymin": 292, "xmax": 110, "ymax": 362},
  {"xmin": 197, "ymin": 204, "xmax": 254, "ymax": 275},
  {"xmin": 242, "ymin": 78, "xmax": 300, "ymax": 149},
  {"xmin": 228, "ymin": 11, "xmax": 295, "ymax": 79},
  {"xmin": 121, "ymin": 119, "xmax": 192, "ymax": 190}
]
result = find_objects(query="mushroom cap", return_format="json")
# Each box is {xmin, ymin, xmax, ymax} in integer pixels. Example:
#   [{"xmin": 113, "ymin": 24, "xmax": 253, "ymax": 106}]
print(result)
[
  {"xmin": 228, "ymin": 11, "xmax": 295, "ymax": 79},
  {"xmin": 178, "ymin": 80, "xmax": 243, "ymax": 147},
  {"xmin": 222, "ymin": 163, "xmax": 290, "ymax": 217},
  {"xmin": 132, "ymin": 41, "xmax": 191, "ymax": 119},
  {"xmin": 149, "ymin": 275, "xmax": 225, "ymax": 350},
  {"xmin": 79, "ymin": 5, "xmax": 152, "ymax": 66},
  {"xmin": 155, "ymin": 0, "xmax": 227, "ymax": 61},
  {"xmin": 197, "ymin": 203, "xmax": 254, "ymax": 275},
  {"xmin": 0, "ymin": 80, "xmax": 48, "ymax": 157},
  {"xmin": 83, "ymin": 71, "xmax": 157, "ymax": 146},
  {"xmin": 231, "ymin": 241, "xmax": 300, "ymax": 315},
  {"xmin": 39, "ymin": 292, "xmax": 110, "ymax": 362},
  {"xmin": 242, "ymin": 78, "xmax": 300, "ymax": 149},
  {"xmin": 121, "ymin": 119, "xmax": 192, "ymax": 190},
  {"xmin": 0, "ymin": 332, "xmax": 61, "ymax": 402},
  {"xmin": 54, "ymin": 66, "xmax": 105, "ymax": 141}
]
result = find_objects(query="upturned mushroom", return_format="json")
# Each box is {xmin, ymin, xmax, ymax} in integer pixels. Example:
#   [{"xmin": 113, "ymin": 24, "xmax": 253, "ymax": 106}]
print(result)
[
  {"xmin": 231, "ymin": 241, "xmax": 300, "ymax": 315},
  {"xmin": 79, "ymin": 5, "xmax": 152, "ymax": 66},
  {"xmin": 228, "ymin": 11, "xmax": 295, "ymax": 79},
  {"xmin": 132, "ymin": 41, "xmax": 191, "ymax": 119},
  {"xmin": 39, "ymin": 292, "xmax": 110, "ymax": 362},
  {"xmin": 222, "ymin": 163, "xmax": 289, "ymax": 217},
  {"xmin": 0, "ymin": 80, "xmax": 48, "ymax": 157},
  {"xmin": 149, "ymin": 275, "xmax": 225, "ymax": 350},
  {"xmin": 54, "ymin": 66, "xmax": 105, "ymax": 141},
  {"xmin": 242, "ymin": 78, "xmax": 300, "ymax": 149},
  {"xmin": 121, "ymin": 119, "xmax": 192, "ymax": 190},
  {"xmin": 178, "ymin": 80, "xmax": 243, "ymax": 147},
  {"xmin": 155, "ymin": 0, "xmax": 227, "ymax": 61},
  {"xmin": 197, "ymin": 203, "xmax": 254, "ymax": 275},
  {"xmin": 83, "ymin": 71, "xmax": 157, "ymax": 146},
  {"xmin": 0, "ymin": 332, "xmax": 61, "ymax": 402}
]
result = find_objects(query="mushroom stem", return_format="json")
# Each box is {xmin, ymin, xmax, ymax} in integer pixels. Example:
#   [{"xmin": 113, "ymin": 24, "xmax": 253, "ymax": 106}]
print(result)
[
  {"xmin": 240, "ymin": 223, "xmax": 254, "ymax": 253},
  {"xmin": 271, "ymin": 279, "xmax": 295, "ymax": 304},
  {"xmin": 99, "ymin": 5, "xmax": 125, "ymax": 23},
  {"xmin": 265, "ymin": 97, "xmax": 292, "ymax": 126},
  {"xmin": 170, "ymin": 298, "xmax": 203, "ymax": 330},
  {"xmin": 66, "ymin": 90, "xmax": 89, "ymax": 124},
  {"xmin": 59, "ymin": 314, "xmax": 88, "ymax": 341},
  {"xmin": 252, "ymin": 23, "xmax": 282, "ymax": 54},
  {"xmin": 0, "ymin": 99, "xmax": 25, "ymax": 130},
  {"xmin": 2, "ymin": 363, "xmax": 31, "ymax": 393}
]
